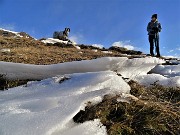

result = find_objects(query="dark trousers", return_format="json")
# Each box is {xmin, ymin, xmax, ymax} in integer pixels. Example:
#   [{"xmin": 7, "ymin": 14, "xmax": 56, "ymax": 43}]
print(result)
[{"xmin": 149, "ymin": 35, "xmax": 160, "ymax": 56}]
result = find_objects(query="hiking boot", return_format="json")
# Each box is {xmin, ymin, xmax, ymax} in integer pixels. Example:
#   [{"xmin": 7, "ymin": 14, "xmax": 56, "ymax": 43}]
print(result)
[
  {"xmin": 156, "ymin": 54, "xmax": 161, "ymax": 57},
  {"xmin": 151, "ymin": 53, "xmax": 155, "ymax": 57}
]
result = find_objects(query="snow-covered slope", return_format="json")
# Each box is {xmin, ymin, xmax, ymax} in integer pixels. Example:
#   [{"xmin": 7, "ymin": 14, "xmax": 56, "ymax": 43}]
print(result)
[
  {"xmin": 0, "ymin": 57, "xmax": 180, "ymax": 135},
  {"xmin": 0, "ymin": 71, "xmax": 129, "ymax": 135}
]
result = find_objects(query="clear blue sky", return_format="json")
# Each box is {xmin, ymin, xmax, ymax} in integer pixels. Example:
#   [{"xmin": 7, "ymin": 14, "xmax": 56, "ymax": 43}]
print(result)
[{"xmin": 0, "ymin": 0, "xmax": 180, "ymax": 57}]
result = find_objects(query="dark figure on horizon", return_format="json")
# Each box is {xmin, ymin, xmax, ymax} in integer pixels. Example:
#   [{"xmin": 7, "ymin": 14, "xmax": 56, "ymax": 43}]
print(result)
[
  {"xmin": 53, "ymin": 28, "xmax": 71, "ymax": 41},
  {"xmin": 147, "ymin": 14, "xmax": 162, "ymax": 57}
]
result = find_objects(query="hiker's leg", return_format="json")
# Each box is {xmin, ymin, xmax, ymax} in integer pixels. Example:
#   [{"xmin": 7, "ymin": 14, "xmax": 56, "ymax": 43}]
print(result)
[
  {"xmin": 149, "ymin": 35, "xmax": 154, "ymax": 56},
  {"xmin": 156, "ymin": 35, "xmax": 160, "ymax": 57}
]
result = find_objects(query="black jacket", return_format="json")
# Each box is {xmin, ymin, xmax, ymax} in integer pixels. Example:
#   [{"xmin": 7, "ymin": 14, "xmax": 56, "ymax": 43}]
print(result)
[{"xmin": 147, "ymin": 20, "xmax": 162, "ymax": 35}]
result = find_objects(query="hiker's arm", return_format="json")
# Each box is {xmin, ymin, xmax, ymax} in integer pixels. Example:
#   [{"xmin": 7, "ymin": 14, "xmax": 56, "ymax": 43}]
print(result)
[
  {"xmin": 147, "ymin": 23, "xmax": 153, "ymax": 32},
  {"xmin": 158, "ymin": 23, "xmax": 162, "ymax": 32}
]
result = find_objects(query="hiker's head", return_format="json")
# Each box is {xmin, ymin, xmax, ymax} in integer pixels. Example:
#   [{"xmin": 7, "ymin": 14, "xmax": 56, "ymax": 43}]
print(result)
[{"xmin": 151, "ymin": 14, "xmax": 157, "ymax": 22}]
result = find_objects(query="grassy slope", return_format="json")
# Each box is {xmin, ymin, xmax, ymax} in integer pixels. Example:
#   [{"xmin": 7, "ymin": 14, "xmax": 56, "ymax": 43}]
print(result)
[{"xmin": 0, "ymin": 36, "xmax": 143, "ymax": 65}]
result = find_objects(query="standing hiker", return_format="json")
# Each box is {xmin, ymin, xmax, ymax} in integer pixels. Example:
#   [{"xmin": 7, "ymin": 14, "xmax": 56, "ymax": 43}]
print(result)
[{"xmin": 147, "ymin": 14, "xmax": 162, "ymax": 57}]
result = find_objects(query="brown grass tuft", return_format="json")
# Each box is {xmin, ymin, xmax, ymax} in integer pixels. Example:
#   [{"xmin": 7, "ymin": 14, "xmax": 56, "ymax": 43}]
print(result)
[{"xmin": 73, "ymin": 82, "xmax": 180, "ymax": 135}]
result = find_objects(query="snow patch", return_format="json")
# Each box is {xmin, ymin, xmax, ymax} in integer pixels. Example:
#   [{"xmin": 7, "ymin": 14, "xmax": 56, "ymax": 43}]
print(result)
[
  {"xmin": 134, "ymin": 74, "xmax": 180, "ymax": 87},
  {"xmin": 150, "ymin": 65, "xmax": 180, "ymax": 78},
  {"xmin": 0, "ymin": 71, "xmax": 129, "ymax": 135},
  {"xmin": 102, "ymin": 51, "xmax": 113, "ymax": 54},
  {"xmin": 60, "ymin": 119, "xmax": 107, "ymax": 135},
  {"xmin": 1, "ymin": 48, "xmax": 11, "ymax": 53},
  {"xmin": 93, "ymin": 49, "xmax": 98, "ymax": 52},
  {"xmin": 41, "ymin": 38, "xmax": 68, "ymax": 44},
  {"xmin": 75, "ymin": 46, "xmax": 81, "ymax": 50}
]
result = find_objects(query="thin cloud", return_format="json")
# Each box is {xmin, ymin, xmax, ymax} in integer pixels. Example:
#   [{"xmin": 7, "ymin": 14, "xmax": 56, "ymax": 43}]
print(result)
[
  {"xmin": 0, "ymin": 23, "xmax": 16, "ymax": 31},
  {"xmin": 69, "ymin": 33, "xmax": 84, "ymax": 44},
  {"xmin": 112, "ymin": 40, "xmax": 135, "ymax": 50},
  {"xmin": 92, "ymin": 44, "xmax": 104, "ymax": 49},
  {"xmin": 168, "ymin": 50, "xmax": 174, "ymax": 53}
]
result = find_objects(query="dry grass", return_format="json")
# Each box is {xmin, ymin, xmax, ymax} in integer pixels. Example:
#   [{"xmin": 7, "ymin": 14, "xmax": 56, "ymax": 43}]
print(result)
[
  {"xmin": 129, "ymin": 80, "xmax": 180, "ymax": 113},
  {"xmin": 0, "ymin": 36, "xmax": 145, "ymax": 65},
  {"xmin": 0, "ymin": 36, "xmax": 122, "ymax": 64},
  {"xmin": 0, "ymin": 77, "xmax": 29, "ymax": 90},
  {"xmin": 73, "ymin": 81, "xmax": 180, "ymax": 135}
]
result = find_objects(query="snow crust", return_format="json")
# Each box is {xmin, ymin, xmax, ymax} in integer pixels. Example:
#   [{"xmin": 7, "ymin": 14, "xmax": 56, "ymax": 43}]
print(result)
[
  {"xmin": 134, "ymin": 74, "xmax": 180, "ymax": 87},
  {"xmin": 0, "ymin": 57, "xmax": 164, "ymax": 80},
  {"xmin": 135, "ymin": 63, "xmax": 180, "ymax": 87},
  {"xmin": 116, "ymin": 57, "xmax": 165, "ymax": 79},
  {"xmin": 150, "ymin": 65, "xmax": 180, "ymax": 77},
  {"xmin": 0, "ymin": 71, "xmax": 129, "ymax": 135}
]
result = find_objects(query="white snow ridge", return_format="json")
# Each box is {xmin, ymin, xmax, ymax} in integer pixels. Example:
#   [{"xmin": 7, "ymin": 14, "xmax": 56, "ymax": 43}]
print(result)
[
  {"xmin": 0, "ymin": 57, "xmax": 179, "ymax": 135},
  {"xmin": 0, "ymin": 71, "xmax": 129, "ymax": 135}
]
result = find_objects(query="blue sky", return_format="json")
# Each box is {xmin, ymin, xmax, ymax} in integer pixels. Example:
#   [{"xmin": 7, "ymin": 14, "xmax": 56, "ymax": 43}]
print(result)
[{"xmin": 0, "ymin": 0, "xmax": 180, "ymax": 57}]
